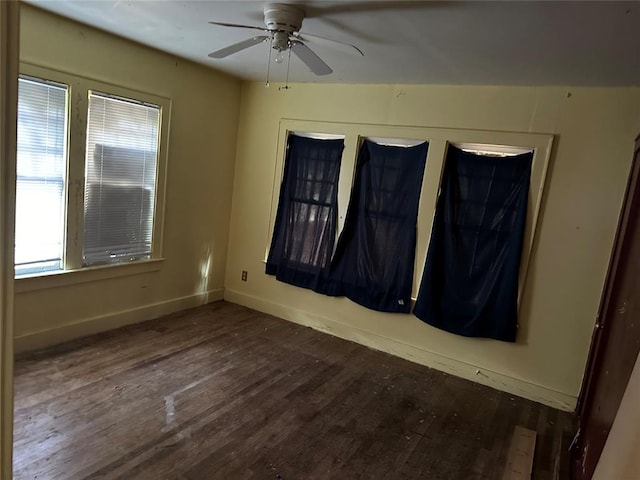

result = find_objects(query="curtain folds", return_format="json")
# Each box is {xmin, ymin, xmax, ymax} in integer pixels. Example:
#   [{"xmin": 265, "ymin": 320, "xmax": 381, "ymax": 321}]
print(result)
[
  {"xmin": 413, "ymin": 145, "xmax": 532, "ymax": 342},
  {"xmin": 266, "ymin": 134, "xmax": 344, "ymax": 291},
  {"xmin": 324, "ymin": 139, "xmax": 428, "ymax": 312}
]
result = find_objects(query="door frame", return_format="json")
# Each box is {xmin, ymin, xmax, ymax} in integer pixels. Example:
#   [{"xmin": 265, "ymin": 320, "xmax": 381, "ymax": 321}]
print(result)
[
  {"xmin": 0, "ymin": 1, "xmax": 18, "ymax": 479},
  {"xmin": 577, "ymin": 133, "xmax": 640, "ymax": 414},
  {"xmin": 574, "ymin": 132, "xmax": 640, "ymax": 477}
]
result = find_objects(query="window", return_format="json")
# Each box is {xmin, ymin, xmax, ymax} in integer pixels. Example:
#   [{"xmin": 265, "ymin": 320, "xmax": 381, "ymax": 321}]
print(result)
[
  {"xmin": 15, "ymin": 65, "xmax": 169, "ymax": 280},
  {"xmin": 324, "ymin": 138, "xmax": 428, "ymax": 312},
  {"xmin": 83, "ymin": 92, "xmax": 160, "ymax": 266},
  {"xmin": 266, "ymin": 133, "xmax": 344, "ymax": 291},
  {"xmin": 267, "ymin": 120, "xmax": 553, "ymax": 317},
  {"xmin": 15, "ymin": 76, "xmax": 68, "ymax": 276},
  {"xmin": 413, "ymin": 144, "xmax": 534, "ymax": 342}
]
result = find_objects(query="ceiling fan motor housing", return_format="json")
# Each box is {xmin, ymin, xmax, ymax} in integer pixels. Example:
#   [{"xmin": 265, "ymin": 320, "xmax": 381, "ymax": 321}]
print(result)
[{"xmin": 263, "ymin": 3, "xmax": 304, "ymax": 33}]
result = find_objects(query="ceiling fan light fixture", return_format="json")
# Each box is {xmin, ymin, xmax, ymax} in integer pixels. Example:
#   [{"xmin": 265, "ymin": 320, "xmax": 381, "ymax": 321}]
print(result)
[{"xmin": 272, "ymin": 30, "xmax": 290, "ymax": 51}]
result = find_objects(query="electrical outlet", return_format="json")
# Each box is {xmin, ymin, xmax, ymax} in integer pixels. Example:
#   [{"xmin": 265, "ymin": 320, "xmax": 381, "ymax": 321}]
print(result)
[{"xmin": 241, "ymin": 270, "xmax": 248, "ymax": 282}]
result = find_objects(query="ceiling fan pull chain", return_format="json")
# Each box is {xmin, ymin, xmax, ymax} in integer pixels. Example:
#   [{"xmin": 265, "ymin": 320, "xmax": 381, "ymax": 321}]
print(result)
[
  {"xmin": 265, "ymin": 35, "xmax": 274, "ymax": 87},
  {"xmin": 280, "ymin": 44, "xmax": 292, "ymax": 91}
]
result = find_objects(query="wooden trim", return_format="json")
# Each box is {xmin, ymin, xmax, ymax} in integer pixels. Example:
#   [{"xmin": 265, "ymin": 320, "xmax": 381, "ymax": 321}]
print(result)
[
  {"xmin": 0, "ymin": 2, "xmax": 18, "ymax": 479},
  {"xmin": 15, "ymin": 258, "xmax": 164, "ymax": 293},
  {"xmin": 14, "ymin": 289, "xmax": 224, "ymax": 354},
  {"xmin": 576, "ymin": 136, "xmax": 640, "ymax": 417},
  {"xmin": 573, "ymin": 136, "xmax": 640, "ymax": 479},
  {"xmin": 225, "ymin": 289, "xmax": 577, "ymax": 411}
]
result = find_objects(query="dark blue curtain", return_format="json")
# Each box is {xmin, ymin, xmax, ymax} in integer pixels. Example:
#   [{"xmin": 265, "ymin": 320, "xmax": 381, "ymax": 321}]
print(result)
[
  {"xmin": 324, "ymin": 140, "xmax": 428, "ymax": 312},
  {"xmin": 266, "ymin": 134, "xmax": 344, "ymax": 291},
  {"xmin": 413, "ymin": 145, "xmax": 533, "ymax": 342}
]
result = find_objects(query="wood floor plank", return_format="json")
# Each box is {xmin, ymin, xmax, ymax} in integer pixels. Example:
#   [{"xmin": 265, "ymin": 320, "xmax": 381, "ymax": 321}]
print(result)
[
  {"xmin": 502, "ymin": 426, "xmax": 537, "ymax": 480},
  {"xmin": 13, "ymin": 301, "xmax": 575, "ymax": 480}
]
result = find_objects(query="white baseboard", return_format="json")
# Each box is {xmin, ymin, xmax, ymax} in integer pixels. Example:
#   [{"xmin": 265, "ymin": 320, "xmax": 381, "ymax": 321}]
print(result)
[
  {"xmin": 224, "ymin": 289, "xmax": 577, "ymax": 412},
  {"xmin": 14, "ymin": 288, "xmax": 225, "ymax": 354}
]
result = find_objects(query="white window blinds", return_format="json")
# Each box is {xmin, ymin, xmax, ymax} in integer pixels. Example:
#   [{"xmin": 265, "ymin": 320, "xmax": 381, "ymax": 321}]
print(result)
[
  {"xmin": 83, "ymin": 92, "xmax": 160, "ymax": 266},
  {"xmin": 15, "ymin": 76, "xmax": 68, "ymax": 276}
]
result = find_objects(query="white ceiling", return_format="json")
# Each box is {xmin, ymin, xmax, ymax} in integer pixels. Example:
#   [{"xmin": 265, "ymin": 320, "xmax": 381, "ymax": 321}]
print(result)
[{"xmin": 26, "ymin": 1, "xmax": 640, "ymax": 86}]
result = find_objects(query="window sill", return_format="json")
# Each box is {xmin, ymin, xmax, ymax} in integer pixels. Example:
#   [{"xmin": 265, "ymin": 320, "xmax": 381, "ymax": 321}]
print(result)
[{"xmin": 15, "ymin": 258, "xmax": 165, "ymax": 294}]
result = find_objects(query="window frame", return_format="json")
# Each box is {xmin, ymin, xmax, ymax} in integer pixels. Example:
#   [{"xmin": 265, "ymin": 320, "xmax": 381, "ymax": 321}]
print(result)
[
  {"xmin": 83, "ymin": 90, "xmax": 162, "ymax": 267},
  {"xmin": 267, "ymin": 119, "xmax": 553, "ymax": 303},
  {"xmin": 15, "ymin": 63, "xmax": 170, "ymax": 290},
  {"xmin": 15, "ymin": 74, "xmax": 69, "ymax": 276},
  {"xmin": 275, "ymin": 131, "xmax": 346, "ymax": 269},
  {"xmin": 266, "ymin": 133, "xmax": 346, "ymax": 289}
]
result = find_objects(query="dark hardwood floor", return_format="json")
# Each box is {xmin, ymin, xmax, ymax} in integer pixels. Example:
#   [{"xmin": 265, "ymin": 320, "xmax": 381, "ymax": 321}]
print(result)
[{"xmin": 13, "ymin": 301, "xmax": 574, "ymax": 479}]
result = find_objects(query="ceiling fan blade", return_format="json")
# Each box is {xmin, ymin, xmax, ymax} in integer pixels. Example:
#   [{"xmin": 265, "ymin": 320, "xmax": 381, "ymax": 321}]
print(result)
[
  {"xmin": 290, "ymin": 41, "xmax": 332, "ymax": 76},
  {"xmin": 208, "ymin": 35, "xmax": 269, "ymax": 59},
  {"xmin": 208, "ymin": 21, "xmax": 268, "ymax": 32},
  {"xmin": 294, "ymin": 32, "xmax": 364, "ymax": 56}
]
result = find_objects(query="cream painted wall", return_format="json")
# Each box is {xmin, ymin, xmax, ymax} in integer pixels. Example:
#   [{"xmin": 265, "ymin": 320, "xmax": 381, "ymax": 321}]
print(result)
[
  {"xmin": 14, "ymin": 5, "xmax": 241, "ymax": 351},
  {"xmin": 225, "ymin": 82, "xmax": 640, "ymax": 410}
]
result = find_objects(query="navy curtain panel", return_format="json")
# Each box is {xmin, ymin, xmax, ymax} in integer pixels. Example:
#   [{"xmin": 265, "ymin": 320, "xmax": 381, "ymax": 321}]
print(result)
[
  {"xmin": 324, "ymin": 139, "xmax": 428, "ymax": 312},
  {"xmin": 413, "ymin": 145, "xmax": 533, "ymax": 342},
  {"xmin": 266, "ymin": 134, "xmax": 344, "ymax": 291}
]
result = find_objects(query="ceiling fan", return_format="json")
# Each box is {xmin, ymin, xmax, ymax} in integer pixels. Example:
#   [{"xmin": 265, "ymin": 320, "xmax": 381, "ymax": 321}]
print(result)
[{"xmin": 207, "ymin": 3, "xmax": 364, "ymax": 77}]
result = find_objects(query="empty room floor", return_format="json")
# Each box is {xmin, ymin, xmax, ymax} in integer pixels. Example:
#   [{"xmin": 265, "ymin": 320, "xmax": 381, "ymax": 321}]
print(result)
[{"xmin": 13, "ymin": 302, "xmax": 574, "ymax": 479}]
